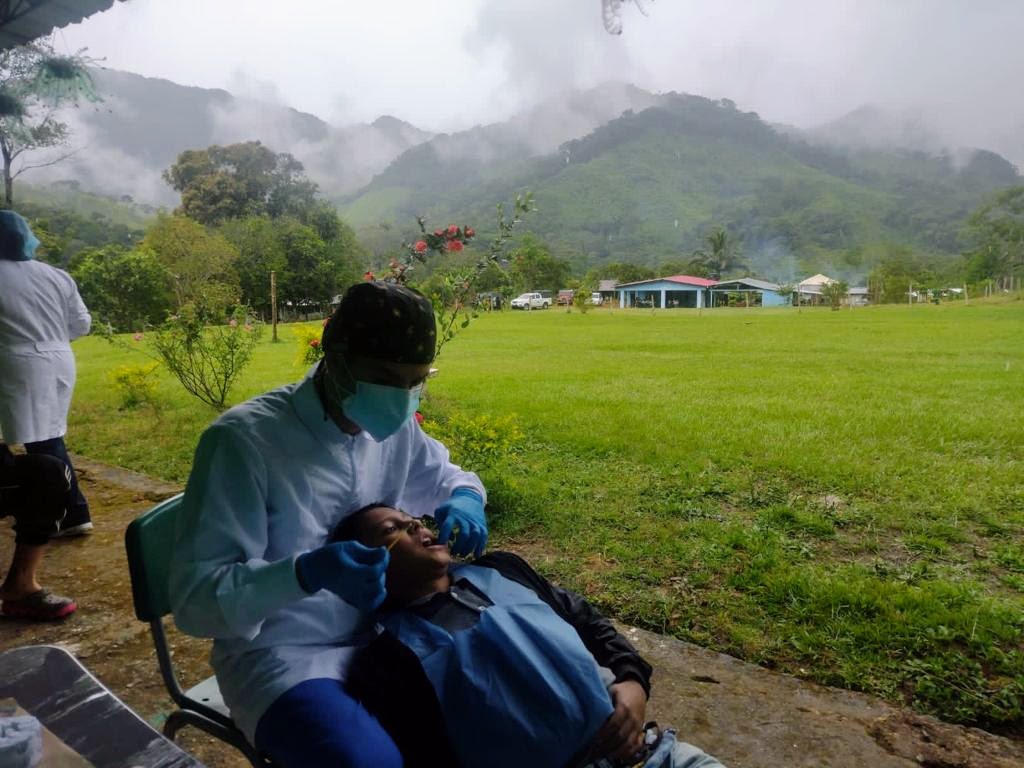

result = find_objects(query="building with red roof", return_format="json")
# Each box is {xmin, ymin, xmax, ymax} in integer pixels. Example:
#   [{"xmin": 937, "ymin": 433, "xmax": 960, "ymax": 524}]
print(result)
[{"xmin": 615, "ymin": 275, "xmax": 717, "ymax": 308}]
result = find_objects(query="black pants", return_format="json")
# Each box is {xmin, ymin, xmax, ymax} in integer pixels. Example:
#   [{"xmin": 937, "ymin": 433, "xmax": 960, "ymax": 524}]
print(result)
[
  {"xmin": 23, "ymin": 437, "xmax": 89, "ymax": 526},
  {"xmin": 0, "ymin": 445, "xmax": 69, "ymax": 546}
]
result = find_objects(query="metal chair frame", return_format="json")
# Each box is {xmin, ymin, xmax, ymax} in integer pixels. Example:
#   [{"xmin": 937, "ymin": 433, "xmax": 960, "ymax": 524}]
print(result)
[{"xmin": 126, "ymin": 493, "xmax": 270, "ymax": 767}]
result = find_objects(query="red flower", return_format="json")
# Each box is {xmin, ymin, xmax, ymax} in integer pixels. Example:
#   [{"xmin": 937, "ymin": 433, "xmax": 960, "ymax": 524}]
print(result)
[
  {"xmin": 447, "ymin": 239, "xmax": 464, "ymax": 252},
  {"xmin": 447, "ymin": 224, "xmax": 459, "ymax": 236},
  {"xmin": 414, "ymin": 411, "xmax": 424, "ymax": 425},
  {"xmin": 132, "ymin": 332, "xmax": 143, "ymax": 342},
  {"xmin": 363, "ymin": 270, "xmax": 375, "ymax": 281},
  {"xmin": 309, "ymin": 338, "xmax": 320, "ymax": 348},
  {"xmin": 434, "ymin": 229, "xmax": 443, "ymax": 237},
  {"xmin": 414, "ymin": 240, "xmax": 428, "ymax": 253},
  {"xmin": 464, "ymin": 226, "xmax": 475, "ymax": 238}
]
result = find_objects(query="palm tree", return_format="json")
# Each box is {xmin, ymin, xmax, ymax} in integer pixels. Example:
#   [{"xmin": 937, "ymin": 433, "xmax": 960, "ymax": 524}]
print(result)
[{"xmin": 688, "ymin": 226, "xmax": 746, "ymax": 280}]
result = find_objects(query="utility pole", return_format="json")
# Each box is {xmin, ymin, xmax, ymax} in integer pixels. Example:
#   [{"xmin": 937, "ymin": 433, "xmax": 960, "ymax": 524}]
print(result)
[{"xmin": 271, "ymin": 270, "xmax": 278, "ymax": 342}]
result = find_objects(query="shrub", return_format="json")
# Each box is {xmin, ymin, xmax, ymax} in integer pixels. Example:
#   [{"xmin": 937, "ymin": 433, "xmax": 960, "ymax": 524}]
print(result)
[
  {"xmin": 145, "ymin": 305, "xmax": 261, "ymax": 410},
  {"xmin": 108, "ymin": 363, "xmax": 160, "ymax": 410},
  {"xmin": 292, "ymin": 320, "xmax": 326, "ymax": 368},
  {"xmin": 421, "ymin": 412, "xmax": 523, "ymax": 471}
]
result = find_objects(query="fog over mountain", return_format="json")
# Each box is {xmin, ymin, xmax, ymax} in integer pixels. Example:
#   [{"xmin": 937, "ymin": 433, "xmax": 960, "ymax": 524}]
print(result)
[
  {"xmin": 28, "ymin": 72, "xmax": 670, "ymax": 206},
  {"xmin": 31, "ymin": 69, "xmax": 433, "ymax": 205},
  {"xmin": 54, "ymin": 1, "xmax": 1024, "ymax": 177},
  {"xmin": 25, "ymin": 66, "xmax": 1020, "ymax": 213}
]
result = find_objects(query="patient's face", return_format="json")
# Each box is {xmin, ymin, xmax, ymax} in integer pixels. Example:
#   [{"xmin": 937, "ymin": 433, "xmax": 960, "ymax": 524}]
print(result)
[{"xmin": 358, "ymin": 506, "xmax": 451, "ymax": 583}]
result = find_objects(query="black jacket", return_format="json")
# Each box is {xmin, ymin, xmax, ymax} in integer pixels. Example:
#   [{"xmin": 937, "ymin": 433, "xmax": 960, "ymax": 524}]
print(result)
[{"xmin": 346, "ymin": 551, "xmax": 653, "ymax": 768}]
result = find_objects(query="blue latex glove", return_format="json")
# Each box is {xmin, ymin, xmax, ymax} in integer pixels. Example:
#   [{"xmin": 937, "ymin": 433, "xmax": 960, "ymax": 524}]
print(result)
[
  {"xmin": 435, "ymin": 488, "xmax": 488, "ymax": 558},
  {"xmin": 295, "ymin": 541, "xmax": 389, "ymax": 611}
]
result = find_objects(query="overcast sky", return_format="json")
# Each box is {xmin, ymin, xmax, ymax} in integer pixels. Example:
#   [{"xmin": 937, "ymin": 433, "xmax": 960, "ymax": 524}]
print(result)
[{"xmin": 56, "ymin": 0, "xmax": 1024, "ymax": 158}]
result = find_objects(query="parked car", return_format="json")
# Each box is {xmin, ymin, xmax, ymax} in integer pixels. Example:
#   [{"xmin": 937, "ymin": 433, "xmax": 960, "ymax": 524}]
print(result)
[
  {"xmin": 590, "ymin": 292, "xmax": 603, "ymax": 305},
  {"xmin": 557, "ymin": 289, "xmax": 575, "ymax": 305},
  {"xmin": 511, "ymin": 292, "xmax": 550, "ymax": 310}
]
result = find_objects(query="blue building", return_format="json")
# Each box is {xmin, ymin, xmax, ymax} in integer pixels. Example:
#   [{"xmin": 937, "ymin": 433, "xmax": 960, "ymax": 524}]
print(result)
[
  {"xmin": 709, "ymin": 278, "xmax": 790, "ymax": 307},
  {"xmin": 616, "ymin": 275, "xmax": 717, "ymax": 308}
]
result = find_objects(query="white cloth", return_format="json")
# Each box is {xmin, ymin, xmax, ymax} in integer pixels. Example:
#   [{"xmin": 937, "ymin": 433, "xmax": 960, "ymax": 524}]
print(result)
[
  {"xmin": 0, "ymin": 260, "xmax": 91, "ymax": 444},
  {"xmin": 169, "ymin": 372, "xmax": 485, "ymax": 743}
]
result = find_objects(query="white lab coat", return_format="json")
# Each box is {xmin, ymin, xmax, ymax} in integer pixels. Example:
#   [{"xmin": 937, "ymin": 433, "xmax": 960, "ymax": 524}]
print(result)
[
  {"xmin": 0, "ymin": 260, "xmax": 91, "ymax": 444},
  {"xmin": 169, "ymin": 372, "xmax": 485, "ymax": 743}
]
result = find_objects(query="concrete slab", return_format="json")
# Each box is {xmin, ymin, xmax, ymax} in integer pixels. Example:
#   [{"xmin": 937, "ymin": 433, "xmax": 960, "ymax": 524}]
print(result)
[{"xmin": 624, "ymin": 625, "xmax": 1024, "ymax": 768}]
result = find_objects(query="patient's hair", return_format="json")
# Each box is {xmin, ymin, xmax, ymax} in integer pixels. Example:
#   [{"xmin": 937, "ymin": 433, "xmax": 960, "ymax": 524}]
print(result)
[{"xmin": 329, "ymin": 501, "xmax": 390, "ymax": 544}]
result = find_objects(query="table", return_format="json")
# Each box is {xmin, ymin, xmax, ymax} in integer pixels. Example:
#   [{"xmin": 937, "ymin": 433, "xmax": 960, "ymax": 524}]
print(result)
[{"xmin": 0, "ymin": 644, "xmax": 205, "ymax": 767}]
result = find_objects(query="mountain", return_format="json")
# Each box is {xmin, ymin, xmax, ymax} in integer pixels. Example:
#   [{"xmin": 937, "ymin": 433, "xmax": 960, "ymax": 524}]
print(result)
[
  {"xmin": 19, "ymin": 69, "xmax": 1021, "ymax": 281},
  {"xmin": 32, "ymin": 69, "xmax": 433, "ymax": 205},
  {"xmin": 341, "ymin": 92, "xmax": 1020, "ymax": 280}
]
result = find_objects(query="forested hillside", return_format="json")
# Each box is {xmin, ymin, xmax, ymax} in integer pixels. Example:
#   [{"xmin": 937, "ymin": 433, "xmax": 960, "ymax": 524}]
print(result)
[{"xmin": 342, "ymin": 93, "xmax": 1020, "ymax": 280}]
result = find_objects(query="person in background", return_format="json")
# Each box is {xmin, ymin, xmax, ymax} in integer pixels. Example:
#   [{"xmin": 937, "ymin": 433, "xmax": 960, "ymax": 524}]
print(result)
[
  {"xmin": 0, "ymin": 211, "xmax": 92, "ymax": 537},
  {"xmin": 169, "ymin": 281, "xmax": 488, "ymax": 768},
  {"xmin": 0, "ymin": 443, "xmax": 77, "ymax": 619},
  {"xmin": 336, "ymin": 503, "xmax": 726, "ymax": 768}
]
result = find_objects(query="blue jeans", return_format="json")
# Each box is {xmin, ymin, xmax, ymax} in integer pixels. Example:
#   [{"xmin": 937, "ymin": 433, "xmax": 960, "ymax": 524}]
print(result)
[
  {"xmin": 23, "ymin": 437, "xmax": 88, "ymax": 525},
  {"xmin": 255, "ymin": 678, "xmax": 402, "ymax": 768}
]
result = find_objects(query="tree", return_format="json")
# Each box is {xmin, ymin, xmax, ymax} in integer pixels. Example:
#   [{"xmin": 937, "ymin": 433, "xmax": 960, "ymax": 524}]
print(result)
[
  {"xmin": 585, "ymin": 262, "xmax": 656, "ymax": 286},
  {"xmin": 962, "ymin": 186, "xmax": 1024, "ymax": 283},
  {"xmin": 142, "ymin": 213, "xmax": 240, "ymax": 318},
  {"xmin": 72, "ymin": 245, "xmax": 172, "ymax": 332},
  {"xmin": 163, "ymin": 142, "xmax": 318, "ymax": 226},
  {"xmin": 0, "ymin": 42, "xmax": 97, "ymax": 206},
  {"xmin": 819, "ymin": 279, "xmax": 849, "ymax": 310},
  {"xmin": 866, "ymin": 245, "xmax": 937, "ymax": 303},
  {"xmin": 689, "ymin": 226, "xmax": 746, "ymax": 280},
  {"xmin": 657, "ymin": 259, "xmax": 692, "ymax": 276},
  {"xmin": 775, "ymin": 282, "xmax": 795, "ymax": 306},
  {"xmin": 509, "ymin": 234, "xmax": 571, "ymax": 294},
  {"xmin": 221, "ymin": 214, "xmax": 365, "ymax": 318}
]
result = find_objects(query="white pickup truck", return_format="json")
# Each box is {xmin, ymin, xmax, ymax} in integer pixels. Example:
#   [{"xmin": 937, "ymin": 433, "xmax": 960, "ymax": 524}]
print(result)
[{"xmin": 511, "ymin": 292, "xmax": 550, "ymax": 310}]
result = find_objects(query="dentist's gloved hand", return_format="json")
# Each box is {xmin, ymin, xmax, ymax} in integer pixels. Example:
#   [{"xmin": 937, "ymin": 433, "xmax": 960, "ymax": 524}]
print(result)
[
  {"xmin": 435, "ymin": 488, "xmax": 488, "ymax": 558},
  {"xmin": 295, "ymin": 541, "xmax": 389, "ymax": 611}
]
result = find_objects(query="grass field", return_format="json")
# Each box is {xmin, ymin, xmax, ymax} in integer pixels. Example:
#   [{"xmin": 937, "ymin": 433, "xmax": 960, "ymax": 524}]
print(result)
[{"xmin": 68, "ymin": 300, "xmax": 1024, "ymax": 732}]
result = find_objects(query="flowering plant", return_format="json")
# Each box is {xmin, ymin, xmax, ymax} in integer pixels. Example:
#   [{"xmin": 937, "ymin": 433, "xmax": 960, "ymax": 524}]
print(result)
[
  {"xmin": 376, "ymin": 192, "xmax": 535, "ymax": 358},
  {"xmin": 293, "ymin": 318, "xmax": 328, "ymax": 367}
]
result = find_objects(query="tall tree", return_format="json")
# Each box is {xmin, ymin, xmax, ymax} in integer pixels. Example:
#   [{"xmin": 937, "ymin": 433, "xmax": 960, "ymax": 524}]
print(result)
[
  {"xmin": 963, "ymin": 186, "xmax": 1024, "ymax": 283},
  {"xmin": 221, "ymin": 213, "xmax": 365, "ymax": 318},
  {"xmin": 143, "ymin": 213, "xmax": 240, "ymax": 318},
  {"xmin": 689, "ymin": 226, "xmax": 746, "ymax": 280},
  {"xmin": 71, "ymin": 244, "xmax": 172, "ymax": 331},
  {"xmin": 163, "ymin": 142, "xmax": 318, "ymax": 226},
  {"xmin": 509, "ymin": 234, "xmax": 571, "ymax": 294},
  {"xmin": 0, "ymin": 42, "xmax": 97, "ymax": 206}
]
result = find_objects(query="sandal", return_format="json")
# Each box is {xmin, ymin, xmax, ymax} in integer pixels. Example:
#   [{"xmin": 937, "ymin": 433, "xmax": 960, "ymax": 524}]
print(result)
[{"xmin": 1, "ymin": 589, "xmax": 77, "ymax": 620}]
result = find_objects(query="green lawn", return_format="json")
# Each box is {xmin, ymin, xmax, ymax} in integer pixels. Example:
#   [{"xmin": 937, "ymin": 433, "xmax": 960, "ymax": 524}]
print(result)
[{"xmin": 69, "ymin": 301, "xmax": 1024, "ymax": 732}]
